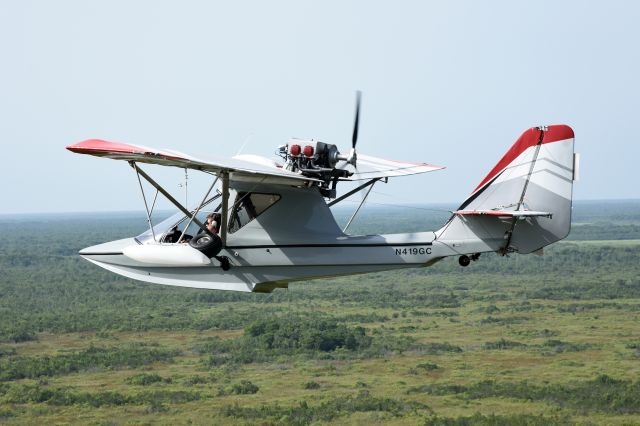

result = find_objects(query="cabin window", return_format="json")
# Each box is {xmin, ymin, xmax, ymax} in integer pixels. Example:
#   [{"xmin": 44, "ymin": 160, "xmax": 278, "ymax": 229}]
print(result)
[{"xmin": 228, "ymin": 192, "xmax": 280, "ymax": 234}]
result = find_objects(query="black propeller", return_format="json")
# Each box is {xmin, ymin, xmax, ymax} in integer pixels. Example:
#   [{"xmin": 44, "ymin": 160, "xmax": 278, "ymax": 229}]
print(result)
[
  {"xmin": 352, "ymin": 90, "xmax": 362, "ymax": 150},
  {"xmin": 344, "ymin": 90, "xmax": 361, "ymax": 167},
  {"xmin": 333, "ymin": 91, "xmax": 361, "ymax": 168}
]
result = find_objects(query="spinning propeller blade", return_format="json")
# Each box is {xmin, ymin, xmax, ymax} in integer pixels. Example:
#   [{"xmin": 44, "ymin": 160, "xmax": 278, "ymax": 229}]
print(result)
[
  {"xmin": 347, "ymin": 90, "xmax": 361, "ymax": 167},
  {"xmin": 334, "ymin": 91, "xmax": 362, "ymax": 169},
  {"xmin": 352, "ymin": 90, "xmax": 361, "ymax": 150}
]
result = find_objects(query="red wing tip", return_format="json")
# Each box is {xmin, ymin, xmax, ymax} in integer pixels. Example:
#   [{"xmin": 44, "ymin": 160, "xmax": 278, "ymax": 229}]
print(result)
[
  {"xmin": 66, "ymin": 139, "xmax": 144, "ymax": 155},
  {"xmin": 421, "ymin": 163, "xmax": 446, "ymax": 170},
  {"xmin": 66, "ymin": 139, "xmax": 105, "ymax": 151},
  {"xmin": 389, "ymin": 159, "xmax": 446, "ymax": 169},
  {"xmin": 66, "ymin": 139, "xmax": 189, "ymax": 162}
]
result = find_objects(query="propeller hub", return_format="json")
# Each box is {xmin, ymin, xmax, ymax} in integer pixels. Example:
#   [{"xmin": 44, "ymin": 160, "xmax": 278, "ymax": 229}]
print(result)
[{"xmin": 347, "ymin": 148, "xmax": 357, "ymax": 166}]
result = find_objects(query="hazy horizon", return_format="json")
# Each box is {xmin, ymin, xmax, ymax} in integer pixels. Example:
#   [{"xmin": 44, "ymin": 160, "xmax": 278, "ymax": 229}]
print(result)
[{"xmin": 1, "ymin": 198, "xmax": 637, "ymax": 218}]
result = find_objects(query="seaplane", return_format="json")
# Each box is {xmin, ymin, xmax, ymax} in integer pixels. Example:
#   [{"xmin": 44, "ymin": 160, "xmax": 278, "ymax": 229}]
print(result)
[{"xmin": 67, "ymin": 93, "xmax": 578, "ymax": 293}]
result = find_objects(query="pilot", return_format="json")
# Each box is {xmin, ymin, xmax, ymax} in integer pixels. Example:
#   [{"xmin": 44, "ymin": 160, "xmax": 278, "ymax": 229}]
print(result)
[{"xmin": 206, "ymin": 213, "xmax": 221, "ymax": 234}]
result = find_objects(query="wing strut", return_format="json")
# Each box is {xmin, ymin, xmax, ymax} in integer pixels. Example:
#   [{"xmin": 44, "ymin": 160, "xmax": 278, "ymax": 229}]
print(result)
[
  {"xmin": 220, "ymin": 172, "xmax": 230, "ymax": 245},
  {"xmin": 327, "ymin": 177, "xmax": 383, "ymax": 207},
  {"xmin": 178, "ymin": 176, "xmax": 219, "ymax": 243},
  {"xmin": 343, "ymin": 180, "xmax": 376, "ymax": 233},
  {"xmin": 128, "ymin": 162, "xmax": 213, "ymax": 237},
  {"xmin": 133, "ymin": 162, "xmax": 157, "ymax": 241}
]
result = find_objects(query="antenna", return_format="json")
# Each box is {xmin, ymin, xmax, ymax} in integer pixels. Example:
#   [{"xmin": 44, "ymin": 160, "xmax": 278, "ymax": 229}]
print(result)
[
  {"xmin": 179, "ymin": 168, "xmax": 189, "ymax": 208},
  {"xmin": 236, "ymin": 133, "xmax": 254, "ymax": 156},
  {"xmin": 185, "ymin": 168, "xmax": 188, "ymax": 207}
]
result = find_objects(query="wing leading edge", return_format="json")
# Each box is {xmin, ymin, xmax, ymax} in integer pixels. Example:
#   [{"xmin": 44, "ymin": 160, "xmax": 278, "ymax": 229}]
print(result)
[
  {"xmin": 67, "ymin": 139, "xmax": 444, "ymax": 183},
  {"xmin": 66, "ymin": 139, "xmax": 318, "ymax": 185},
  {"xmin": 348, "ymin": 154, "xmax": 445, "ymax": 179}
]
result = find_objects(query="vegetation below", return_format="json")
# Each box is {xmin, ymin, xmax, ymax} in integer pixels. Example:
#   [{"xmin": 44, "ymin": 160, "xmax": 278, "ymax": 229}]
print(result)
[
  {"xmin": 0, "ymin": 383, "xmax": 202, "ymax": 407},
  {"xmin": 408, "ymin": 375, "xmax": 640, "ymax": 414},
  {"xmin": 220, "ymin": 392, "xmax": 430, "ymax": 424},
  {"xmin": 0, "ymin": 344, "xmax": 179, "ymax": 381},
  {"xmin": 0, "ymin": 200, "xmax": 639, "ymax": 424},
  {"xmin": 423, "ymin": 413, "xmax": 572, "ymax": 426}
]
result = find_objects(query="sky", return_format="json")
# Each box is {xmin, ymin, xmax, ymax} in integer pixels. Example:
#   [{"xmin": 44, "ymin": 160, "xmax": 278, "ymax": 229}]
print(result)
[{"xmin": 0, "ymin": 1, "xmax": 638, "ymax": 214}]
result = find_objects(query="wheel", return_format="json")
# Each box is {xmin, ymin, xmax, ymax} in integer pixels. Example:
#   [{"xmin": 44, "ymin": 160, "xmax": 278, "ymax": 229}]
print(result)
[
  {"xmin": 216, "ymin": 256, "xmax": 231, "ymax": 271},
  {"xmin": 188, "ymin": 233, "xmax": 222, "ymax": 258},
  {"xmin": 458, "ymin": 255, "xmax": 471, "ymax": 267}
]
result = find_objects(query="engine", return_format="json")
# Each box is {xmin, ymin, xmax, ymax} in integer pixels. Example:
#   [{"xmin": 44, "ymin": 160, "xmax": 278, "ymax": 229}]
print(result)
[{"xmin": 277, "ymin": 138, "xmax": 353, "ymax": 198}]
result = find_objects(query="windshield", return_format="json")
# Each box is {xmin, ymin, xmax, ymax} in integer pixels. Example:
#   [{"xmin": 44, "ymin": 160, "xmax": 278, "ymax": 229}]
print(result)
[{"xmin": 135, "ymin": 194, "xmax": 221, "ymax": 244}]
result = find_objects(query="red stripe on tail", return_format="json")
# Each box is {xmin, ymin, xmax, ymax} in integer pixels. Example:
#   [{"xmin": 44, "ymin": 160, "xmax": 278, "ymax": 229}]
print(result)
[{"xmin": 471, "ymin": 125, "xmax": 574, "ymax": 194}]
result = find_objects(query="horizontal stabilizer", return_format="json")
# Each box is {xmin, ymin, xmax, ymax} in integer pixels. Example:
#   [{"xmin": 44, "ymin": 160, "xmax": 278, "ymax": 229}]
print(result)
[{"xmin": 454, "ymin": 210, "xmax": 552, "ymax": 219}]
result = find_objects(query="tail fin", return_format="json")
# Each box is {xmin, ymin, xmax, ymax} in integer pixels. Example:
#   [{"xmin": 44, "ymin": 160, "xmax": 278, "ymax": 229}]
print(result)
[{"xmin": 438, "ymin": 125, "xmax": 576, "ymax": 254}]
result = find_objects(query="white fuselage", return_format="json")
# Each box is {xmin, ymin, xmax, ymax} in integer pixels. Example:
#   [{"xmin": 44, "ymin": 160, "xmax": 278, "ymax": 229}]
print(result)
[
  {"xmin": 80, "ymin": 180, "xmax": 482, "ymax": 292},
  {"xmin": 80, "ymin": 232, "xmax": 467, "ymax": 292}
]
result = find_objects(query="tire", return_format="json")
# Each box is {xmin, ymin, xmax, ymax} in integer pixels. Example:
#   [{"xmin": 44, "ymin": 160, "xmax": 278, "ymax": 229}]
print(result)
[
  {"xmin": 188, "ymin": 233, "xmax": 222, "ymax": 258},
  {"xmin": 215, "ymin": 256, "xmax": 231, "ymax": 271}
]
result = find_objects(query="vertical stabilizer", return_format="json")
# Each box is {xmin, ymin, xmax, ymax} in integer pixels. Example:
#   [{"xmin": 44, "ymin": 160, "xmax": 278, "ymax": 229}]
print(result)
[{"xmin": 438, "ymin": 125, "xmax": 576, "ymax": 254}]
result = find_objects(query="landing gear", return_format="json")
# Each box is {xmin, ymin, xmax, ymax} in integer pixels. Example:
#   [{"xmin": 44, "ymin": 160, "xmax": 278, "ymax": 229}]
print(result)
[
  {"xmin": 215, "ymin": 256, "xmax": 231, "ymax": 271},
  {"xmin": 459, "ymin": 253, "xmax": 481, "ymax": 267}
]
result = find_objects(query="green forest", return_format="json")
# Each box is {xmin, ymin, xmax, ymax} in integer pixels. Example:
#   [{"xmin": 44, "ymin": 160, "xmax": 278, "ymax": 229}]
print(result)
[{"xmin": 0, "ymin": 200, "xmax": 639, "ymax": 425}]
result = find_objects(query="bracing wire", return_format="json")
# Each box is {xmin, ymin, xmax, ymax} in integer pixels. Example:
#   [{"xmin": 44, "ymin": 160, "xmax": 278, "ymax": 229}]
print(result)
[{"xmin": 333, "ymin": 197, "xmax": 455, "ymax": 214}]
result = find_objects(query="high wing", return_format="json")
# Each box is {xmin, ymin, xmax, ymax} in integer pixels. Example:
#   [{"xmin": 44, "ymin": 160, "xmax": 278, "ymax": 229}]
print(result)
[
  {"xmin": 66, "ymin": 139, "xmax": 319, "ymax": 185},
  {"xmin": 67, "ymin": 139, "xmax": 445, "ymax": 182},
  {"xmin": 344, "ymin": 154, "xmax": 445, "ymax": 179}
]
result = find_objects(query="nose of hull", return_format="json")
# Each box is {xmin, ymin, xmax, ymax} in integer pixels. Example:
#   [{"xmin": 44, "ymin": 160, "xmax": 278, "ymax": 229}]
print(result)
[{"xmin": 79, "ymin": 238, "xmax": 141, "ymax": 267}]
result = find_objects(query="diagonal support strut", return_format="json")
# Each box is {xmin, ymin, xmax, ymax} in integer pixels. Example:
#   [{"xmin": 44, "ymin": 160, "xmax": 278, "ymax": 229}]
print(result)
[{"xmin": 129, "ymin": 161, "xmax": 213, "ymax": 237}]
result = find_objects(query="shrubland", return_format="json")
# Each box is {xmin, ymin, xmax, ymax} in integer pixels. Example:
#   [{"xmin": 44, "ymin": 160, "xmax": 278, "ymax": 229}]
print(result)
[{"xmin": 0, "ymin": 200, "xmax": 639, "ymax": 424}]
